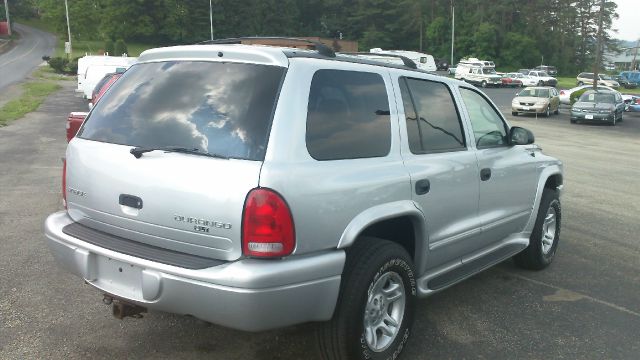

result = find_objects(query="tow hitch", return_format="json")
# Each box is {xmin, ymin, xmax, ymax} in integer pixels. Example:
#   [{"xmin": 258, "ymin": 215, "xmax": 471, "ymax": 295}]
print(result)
[{"xmin": 103, "ymin": 295, "xmax": 147, "ymax": 319}]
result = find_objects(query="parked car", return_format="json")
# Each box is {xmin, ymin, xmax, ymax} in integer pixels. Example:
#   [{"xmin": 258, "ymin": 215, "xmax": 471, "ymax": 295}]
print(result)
[
  {"xmin": 501, "ymin": 72, "xmax": 523, "ymax": 87},
  {"xmin": 558, "ymin": 84, "xmax": 617, "ymax": 105},
  {"xmin": 619, "ymin": 71, "xmax": 640, "ymax": 86},
  {"xmin": 534, "ymin": 65, "xmax": 557, "ymax": 77},
  {"xmin": 448, "ymin": 66, "xmax": 457, "ymax": 75},
  {"xmin": 66, "ymin": 112, "xmax": 88, "ymax": 142},
  {"xmin": 612, "ymin": 75, "xmax": 638, "ymax": 89},
  {"xmin": 76, "ymin": 55, "xmax": 136, "ymax": 95},
  {"xmin": 45, "ymin": 41, "xmax": 563, "ymax": 360},
  {"xmin": 570, "ymin": 90, "xmax": 625, "ymax": 125},
  {"xmin": 526, "ymin": 70, "xmax": 558, "ymax": 86},
  {"xmin": 576, "ymin": 72, "xmax": 619, "ymax": 88},
  {"xmin": 436, "ymin": 59, "xmax": 449, "ymax": 71},
  {"xmin": 89, "ymin": 72, "xmax": 123, "ymax": 109},
  {"xmin": 518, "ymin": 68, "xmax": 530, "ymax": 75},
  {"xmin": 455, "ymin": 60, "xmax": 502, "ymax": 87},
  {"xmin": 622, "ymin": 94, "xmax": 640, "ymax": 111},
  {"xmin": 511, "ymin": 86, "xmax": 560, "ymax": 116}
]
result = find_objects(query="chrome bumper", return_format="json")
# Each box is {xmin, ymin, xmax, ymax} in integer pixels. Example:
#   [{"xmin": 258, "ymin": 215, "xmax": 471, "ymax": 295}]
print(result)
[{"xmin": 45, "ymin": 211, "xmax": 344, "ymax": 331}]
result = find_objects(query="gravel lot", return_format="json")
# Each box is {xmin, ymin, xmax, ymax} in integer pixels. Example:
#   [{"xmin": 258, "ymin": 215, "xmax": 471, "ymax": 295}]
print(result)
[{"xmin": 1, "ymin": 81, "xmax": 639, "ymax": 359}]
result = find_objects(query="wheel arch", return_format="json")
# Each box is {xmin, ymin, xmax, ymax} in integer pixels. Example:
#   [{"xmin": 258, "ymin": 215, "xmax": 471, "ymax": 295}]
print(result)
[
  {"xmin": 337, "ymin": 201, "xmax": 427, "ymax": 274},
  {"xmin": 524, "ymin": 166, "xmax": 563, "ymax": 234}
]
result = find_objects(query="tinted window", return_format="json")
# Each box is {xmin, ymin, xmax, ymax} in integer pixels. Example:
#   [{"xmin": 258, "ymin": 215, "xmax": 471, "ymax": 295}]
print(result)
[
  {"xmin": 459, "ymin": 88, "xmax": 508, "ymax": 148},
  {"xmin": 306, "ymin": 70, "xmax": 391, "ymax": 160},
  {"xmin": 93, "ymin": 74, "xmax": 113, "ymax": 94},
  {"xmin": 400, "ymin": 78, "xmax": 465, "ymax": 153},
  {"xmin": 80, "ymin": 61, "xmax": 285, "ymax": 161}
]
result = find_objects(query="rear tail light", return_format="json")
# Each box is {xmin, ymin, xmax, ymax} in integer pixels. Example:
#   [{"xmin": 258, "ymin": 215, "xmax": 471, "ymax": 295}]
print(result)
[
  {"xmin": 62, "ymin": 158, "xmax": 67, "ymax": 209},
  {"xmin": 242, "ymin": 188, "xmax": 295, "ymax": 258},
  {"xmin": 560, "ymin": 91, "xmax": 565, "ymax": 96}
]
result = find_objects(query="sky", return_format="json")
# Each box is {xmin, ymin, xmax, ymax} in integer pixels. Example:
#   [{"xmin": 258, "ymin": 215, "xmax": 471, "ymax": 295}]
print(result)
[{"xmin": 611, "ymin": 0, "xmax": 639, "ymax": 41}]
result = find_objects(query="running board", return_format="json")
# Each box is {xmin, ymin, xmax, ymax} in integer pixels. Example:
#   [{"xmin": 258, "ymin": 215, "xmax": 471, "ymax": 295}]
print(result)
[{"xmin": 427, "ymin": 243, "xmax": 525, "ymax": 291}]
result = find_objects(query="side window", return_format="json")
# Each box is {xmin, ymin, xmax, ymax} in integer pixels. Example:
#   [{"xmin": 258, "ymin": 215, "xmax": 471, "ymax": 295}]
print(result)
[
  {"xmin": 459, "ymin": 88, "xmax": 508, "ymax": 148},
  {"xmin": 306, "ymin": 69, "xmax": 391, "ymax": 161},
  {"xmin": 420, "ymin": 57, "xmax": 427, "ymax": 64},
  {"xmin": 399, "ymin": 77, "xmax": 466, "ymax": 153}
]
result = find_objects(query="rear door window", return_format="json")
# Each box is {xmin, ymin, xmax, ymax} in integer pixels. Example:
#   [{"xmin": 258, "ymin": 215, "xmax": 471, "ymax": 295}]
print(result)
[
  {"xmin": 79, "ymin": 61, "xmax": 285, "ymax": 161},
  {"xmin": 399, "ymin": 77, "xmax": 466, "ymax": 153},
  {"xmin": 306, "ymin": 69, "xmax": 391, "ymax": 160}
]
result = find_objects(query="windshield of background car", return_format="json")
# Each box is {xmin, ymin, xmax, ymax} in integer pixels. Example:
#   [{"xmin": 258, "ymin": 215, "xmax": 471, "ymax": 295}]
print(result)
[
  {"xmin": 539, "ymin": 72, "xmax": 550, "ymax": 77},
  {"xmin": 519, "ymin": 88, "xmax": 549, "ymax": 98},
  {"xmin": 482, "ymin": 68, "xmax": 496, "ymax": 74},
  {"xmin": 78, "ymin": 61, "xmax": 285, "ymax": 161},
  {"xmin": 579, "ymin": 92, "xmax": 615, "ymax": 104},
  {"xmin": 600, "ymin": 75, "xmax": 612, "ymax": 80}
]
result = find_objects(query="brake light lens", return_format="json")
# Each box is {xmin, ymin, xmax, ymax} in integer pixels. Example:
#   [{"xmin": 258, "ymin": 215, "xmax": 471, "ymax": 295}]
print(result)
[
  {"xmin": 560, "ymin": 90, "xmax": 565, "ymax": 96},
  {"xmin": 242, "ymin": 188, "xmax": 295, "ymax": 258},
  {"xmin": 62, "ymin": 158, "xmax": 67, "ymax": 209}
]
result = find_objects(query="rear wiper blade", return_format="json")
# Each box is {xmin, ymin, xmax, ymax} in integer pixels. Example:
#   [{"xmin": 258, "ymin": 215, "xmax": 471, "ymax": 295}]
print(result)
[{"xmin": 130, "ymin": 146, "xmax": 228, "ymax": 159}]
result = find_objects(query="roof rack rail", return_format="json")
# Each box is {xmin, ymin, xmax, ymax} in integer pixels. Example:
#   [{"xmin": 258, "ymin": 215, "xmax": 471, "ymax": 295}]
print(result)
[
  {"xmin": 197, "ymin": 37, "xmax": 336, "ymax": 57},
  {"xmin": 340, "ymin": 52, "xmax": 418, "ymax": 69}
]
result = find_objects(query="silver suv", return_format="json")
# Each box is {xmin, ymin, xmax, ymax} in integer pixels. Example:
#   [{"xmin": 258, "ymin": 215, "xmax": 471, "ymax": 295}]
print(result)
[{"xmin": 45, "ymin": 39, "xmax": 564, "ymax": 360}]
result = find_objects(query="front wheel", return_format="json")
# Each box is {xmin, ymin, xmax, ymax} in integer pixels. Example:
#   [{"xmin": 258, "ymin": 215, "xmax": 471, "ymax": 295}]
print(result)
[
  {"xmin": 317, "ymin": 237, "xmax": 417, "ymax": 360},
  {"xmin": 544, "ymin": 105, "xmax": 550, "ymax": 117},
  {"xmin": 514, "ymin": 189, "xmax": 561, "ymax": 270},
  {"xmin": 481, "ymin": 80, "xmax": 487, "ymax": 88}
]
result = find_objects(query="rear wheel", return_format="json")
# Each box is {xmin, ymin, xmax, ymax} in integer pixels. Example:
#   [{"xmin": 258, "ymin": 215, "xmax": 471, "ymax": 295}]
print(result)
[
  {"xmin": 577, "ymin": 81, "xmax": 584, "ymax": 86},
  {"xmin": 514, "ymin": 189, "xmax": 561, "ymax": 270},
  {"xmin": 481, "ymin": 80, "xmax": 487, "ymax": 88},
  {"xmin": 317, "ymin": 237, "xmax": 417, "ymax": 360},
  {"xmin": 538, "ymin": 80, "xmax": 544, "ymax": 86},
  {"xmin": 512, "ymin": 111, "xmax": 518, "ymax": 116}
]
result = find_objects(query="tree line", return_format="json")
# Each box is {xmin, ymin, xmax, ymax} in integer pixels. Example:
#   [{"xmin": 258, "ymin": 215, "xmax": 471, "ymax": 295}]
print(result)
[{"xmin": 12, "ymin": 0, "xmax": 620, "ymax": 75}]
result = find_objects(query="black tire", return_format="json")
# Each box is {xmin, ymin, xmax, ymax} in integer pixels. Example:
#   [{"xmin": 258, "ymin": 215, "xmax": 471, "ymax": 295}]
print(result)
[
  {"xmin": 570, "ymin": 118, "xmax": 577, "ymax": 124},
  {"xmin": 554, "ymin": 107, "xmax": 559, "ymax": 115},
  {"xmin": 317, "ymin": 237, "xmax": 417, "ymax": 360},
  {"xmin": 577, "ymin": 81, "xmax": 584, "ymax": 86},
  {"xmin": 618, "ymin": 111, "xmax": 623, "ymax": 122},
  {"xmin": 544, "ymin": 105, "xmax": 550, "ymax": 117},
  {"xmin": 610, "ymin": 115, "xmax": 616, "ymax": 126},
  {"xmin": 512, "ymin": 111, "xmax": 518, "ymax": 116},
  {"xmin": 514, "ymin": 189, "xmax": 561, "ymax": 270},
  {"xmin": 538, "ymin": 80, "xmax": 544, "ymax": 86},
  {"xmin": 481, "ymin": 80, "xmax": 487, "ymax": 88}
]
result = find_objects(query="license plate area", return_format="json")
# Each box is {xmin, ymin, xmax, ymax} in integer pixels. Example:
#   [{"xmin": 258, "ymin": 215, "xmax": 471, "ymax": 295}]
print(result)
[
  {"xmin": 92, "ymin": 256, "xmax": 144, "ymax": 300},
  {"xmin": 585, "ymin": 114, "xmax": 594, "ymax": 119}
]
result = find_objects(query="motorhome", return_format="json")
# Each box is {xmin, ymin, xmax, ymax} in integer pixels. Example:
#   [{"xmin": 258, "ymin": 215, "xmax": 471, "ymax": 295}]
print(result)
[
  {"xmin": 77, "ymin": 55, "xmax": 137, "ymax": 96},
  {"xmin": 369, "ymin": 48, "xmax": 437, "ymax": 72},
  {"xmin": 454, "ymin": 58, "xmax": 502, "ymax": 87}
]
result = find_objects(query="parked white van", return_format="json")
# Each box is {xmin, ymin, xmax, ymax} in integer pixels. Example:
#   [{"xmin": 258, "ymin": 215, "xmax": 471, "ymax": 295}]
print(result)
[
  {"xmin": 77, "ymin": 55, "xmax": 137, "ymax": 95},
  {"xmin": 369, "ymin": 48, "xmax": 437, "ymax": 72},
  {"xmin": 454, "ymin": 58, "xmax": 502, "ymax": 87}
]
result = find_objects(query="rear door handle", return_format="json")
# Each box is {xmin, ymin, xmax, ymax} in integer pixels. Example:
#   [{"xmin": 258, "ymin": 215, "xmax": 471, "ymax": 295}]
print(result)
[
  {"xmin": 480, "ymin": 168, "xmax": 492, "ymax": 181},
  {"xmin": 415, "ymin": 179, "xmax": 430, "ymax": 195}
]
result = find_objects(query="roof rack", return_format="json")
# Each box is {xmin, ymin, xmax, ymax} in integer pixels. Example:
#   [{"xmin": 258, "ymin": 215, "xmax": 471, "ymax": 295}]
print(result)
[
  {"xmin": 197, "ymin": 37, "xmax": 336, "ymax": 57},
  {"xmin": 340, "ymin": 52, "xmax": 418, "ymax": 69}
]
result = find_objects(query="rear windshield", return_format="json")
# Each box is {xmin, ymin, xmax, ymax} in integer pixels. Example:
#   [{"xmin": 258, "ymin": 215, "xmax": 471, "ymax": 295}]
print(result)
[
  {"xmin": 79, "ymin": 61, "xmax": 285, "ymax": 161},
  {"xmin": 579, "ymin": 92, "xmax": 614, "ymax": 103}
]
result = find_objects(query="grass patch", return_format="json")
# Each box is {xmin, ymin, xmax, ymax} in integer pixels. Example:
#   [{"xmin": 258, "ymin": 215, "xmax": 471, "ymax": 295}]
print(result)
[
  {"xmin": 33, "ymin": 66, "xmax": 74, "ymax": 81},
  {"xmin": 0, "ymin": 81, "xmax": 61, "ymax": 126},
  {"xmin": 53, "ymin": 39, "xmax": 157, "ymax": 58}
]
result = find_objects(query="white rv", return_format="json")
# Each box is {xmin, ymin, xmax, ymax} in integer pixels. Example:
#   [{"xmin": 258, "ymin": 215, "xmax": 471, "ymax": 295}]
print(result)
[
  {"xmin": 77, "ymin": 55, "xmax": 137, "ymax": 96},
  {"xmin": 369, "ymin": 48, "xmax": 437, "ymax": 72},
  {"xmin": 454, "ymin": 57, "xmax": 502, "ymax": 87}
]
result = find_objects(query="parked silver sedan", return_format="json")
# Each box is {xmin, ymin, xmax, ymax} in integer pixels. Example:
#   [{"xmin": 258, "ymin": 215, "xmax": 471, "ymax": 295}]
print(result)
[{"xmin": 511, "ymin": 87, "xmax": 560, "ymax": 117}]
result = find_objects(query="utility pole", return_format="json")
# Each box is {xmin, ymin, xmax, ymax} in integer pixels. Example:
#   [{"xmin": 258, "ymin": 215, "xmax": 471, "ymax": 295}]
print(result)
[
  {"xmin": 450, "ymin": 0, "xmax": 455, "ymax": 67},
  {"xmin": 209, "ymin": 0, "xmax": 213, "ymax": 41},
  {"xmin": 3, "ymin": 0, "xmax": 11, "ymax": 36},
  {"xmin": 64, "ymin": 0, "xmax": 72, "ymax": 58},
  {"xmin": 631, "ymin": 39, "xmax": 639, "ymax": 71},
  {"xmin": 593, "ymin": 0, "xmax": 605, "ymax": 90}
]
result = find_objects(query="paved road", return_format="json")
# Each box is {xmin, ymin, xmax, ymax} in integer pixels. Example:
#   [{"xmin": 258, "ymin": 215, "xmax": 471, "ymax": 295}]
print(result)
[
  {"xmin": 0, "ymin": 23, "xmax": 56, "ymax": 94},
  {"xmin": 0, "ymin": 81, "xmax": 639, "ymax": 359}
]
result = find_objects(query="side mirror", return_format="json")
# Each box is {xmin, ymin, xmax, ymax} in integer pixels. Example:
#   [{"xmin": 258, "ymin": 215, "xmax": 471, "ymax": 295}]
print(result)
[{"xmin": 509, "ymin": 126, "xmax": 534, "ymax": 145}]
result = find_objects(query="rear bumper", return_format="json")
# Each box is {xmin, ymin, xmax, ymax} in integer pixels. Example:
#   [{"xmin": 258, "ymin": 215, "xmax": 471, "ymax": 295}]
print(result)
[{"xmin": 45, "ymin": 211, "xmax": 344, "ymax": 331}]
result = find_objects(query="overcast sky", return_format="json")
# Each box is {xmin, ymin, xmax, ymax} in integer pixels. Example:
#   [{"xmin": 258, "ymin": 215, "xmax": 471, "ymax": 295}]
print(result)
[{"xmin": 611, "ymin": 0, "xmax": 639, "ymax": 41}]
